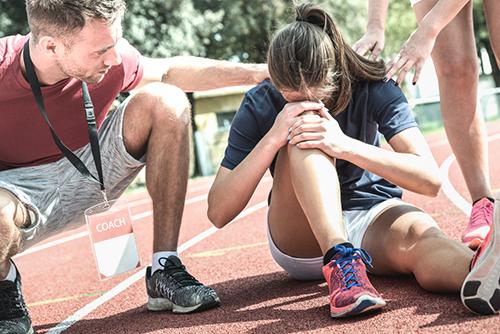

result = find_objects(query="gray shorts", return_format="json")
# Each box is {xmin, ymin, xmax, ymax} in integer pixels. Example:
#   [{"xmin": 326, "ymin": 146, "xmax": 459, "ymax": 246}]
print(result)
[{"xmin": 0, "ymin": 97, "xmax": 145, "ymax": 250}]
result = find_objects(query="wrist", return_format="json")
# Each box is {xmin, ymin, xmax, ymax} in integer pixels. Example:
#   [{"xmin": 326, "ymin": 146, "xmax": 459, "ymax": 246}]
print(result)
[
  {"xmin": 338, "ymin": 136, "xmax": 358, "ymax": 161},
  {"xmin": 262, "ymin": 132, "xmax": 284, "ymax": 152},
  {"xmin": 418, "ymin": 19, "xmax": 440, "ymax": 40},
  {"xmin": 366, "ymin": 21, "xmax": 385, "ymax": 33}
]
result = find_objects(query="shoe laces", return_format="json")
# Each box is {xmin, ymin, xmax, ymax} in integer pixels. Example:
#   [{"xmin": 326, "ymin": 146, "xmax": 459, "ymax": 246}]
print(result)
[
  {"xmin": 0, "ymin": 281, "xmax": 26, "ymax": 318},
  {"xmin": 470, "ymin": 200, "xmax": 493, "ymax": 228},
  {"xmin": 157, "ymin": 256, "xmax": 202, "ymax": 289},
  {"xmin": 330, "ymin": 246, "xmax": 373, "ymax": 290}
]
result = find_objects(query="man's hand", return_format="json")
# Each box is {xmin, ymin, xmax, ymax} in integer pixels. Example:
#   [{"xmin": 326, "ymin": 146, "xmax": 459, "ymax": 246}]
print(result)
[{"xmin": 250, "ymin": 64, "xmax": 269, "ymax": 84}]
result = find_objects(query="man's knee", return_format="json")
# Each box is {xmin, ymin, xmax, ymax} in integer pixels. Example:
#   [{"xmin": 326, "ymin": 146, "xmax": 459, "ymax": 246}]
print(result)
[
  {"xmin": 0, "ymin": 191, "xmax": 25, "ymax": 261},
  {"xmin": 134, "ymin": 82, "xmax": 191, "ymax": 128}
]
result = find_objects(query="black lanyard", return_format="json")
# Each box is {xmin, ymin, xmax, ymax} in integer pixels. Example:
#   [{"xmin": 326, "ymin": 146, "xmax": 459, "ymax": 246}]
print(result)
[{"xmin": 22, "ymin": 41, "xmax": 107, "ymax": 202}]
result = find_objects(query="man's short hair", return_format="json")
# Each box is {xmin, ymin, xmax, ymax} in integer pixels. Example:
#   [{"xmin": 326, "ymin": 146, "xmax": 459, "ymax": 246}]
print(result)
[{"xmin": 26, "ymin": 0, "xmax": 126, "ymax": 43}]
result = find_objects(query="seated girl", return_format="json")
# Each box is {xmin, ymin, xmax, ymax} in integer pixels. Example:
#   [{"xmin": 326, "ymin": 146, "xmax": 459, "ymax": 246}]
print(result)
[{"xmin": 207, "ymin": 2, "xmax": 500, "ymax": 318}]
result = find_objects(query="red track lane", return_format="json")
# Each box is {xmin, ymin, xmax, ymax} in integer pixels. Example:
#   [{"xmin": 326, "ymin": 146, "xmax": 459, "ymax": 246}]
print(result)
[{"xmin": 15, "ymin": 121, "xmax": 500, "ymax": 333}]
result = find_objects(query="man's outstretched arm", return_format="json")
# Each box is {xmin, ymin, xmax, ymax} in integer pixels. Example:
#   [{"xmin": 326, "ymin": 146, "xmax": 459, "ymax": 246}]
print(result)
[{"xmin": 138, "ymin": 56, "xmax": 268, "ymax": 91}]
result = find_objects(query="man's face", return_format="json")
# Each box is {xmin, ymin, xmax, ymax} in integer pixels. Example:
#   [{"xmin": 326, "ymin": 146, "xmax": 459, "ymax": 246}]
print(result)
[{"xmin": 54, "ymin": 18, "xmax": 123, "ymax": 84}]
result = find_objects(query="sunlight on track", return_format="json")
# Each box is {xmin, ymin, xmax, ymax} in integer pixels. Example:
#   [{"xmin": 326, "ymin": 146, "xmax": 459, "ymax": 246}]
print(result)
[
  {"xmin": 46, "ymin": 200, "xmax": 269, "ymax": 334},
  {"xmin": 440, "ymin": 133, "xmax": 500, "ymax": 215},
  {"xmin": 187, "ymin": 241, "xmax": 268, "ymax": 258},
  {"xmin": 28, "ymin": 292, "xmax": 105, "ymax": 307}
]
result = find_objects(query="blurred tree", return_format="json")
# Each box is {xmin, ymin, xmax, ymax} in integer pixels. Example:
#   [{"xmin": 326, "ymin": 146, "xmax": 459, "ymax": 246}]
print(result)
[
  {"xmin": 384, "ymin": 1, "xmax": 417, "ymax": 57},
  {"xmin": 0, "ymin": 0, "xmax": 497, "ymax": 87},
  {"xmin": 192, "ymin": 0, "xmax": 290, "ymax": 62},
  {"xmin": 473, "ymin": 0, "xmax": 500, "ymax": 86},
  {"xmin": 123, "ymin": 0, "xmax": 223, "ymax": 57},
  {"xmin": 190, "ymin": 0, "xmax": 371, "ymax": 62},
  {"xmin": 0, "ymin": 0, "xmax": 28, "ymax": 37}
]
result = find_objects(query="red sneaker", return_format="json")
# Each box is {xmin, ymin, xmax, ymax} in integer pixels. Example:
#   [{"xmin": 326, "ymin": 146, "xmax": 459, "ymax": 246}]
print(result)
[
  {"xmin": 322, "ymin": 245, "xmax": 386, "ymax": 318},
  {"xmin": 462, "ymin": 198, "xmax": 494, "ymax": 250},
  {"xmin": 461, "ymin": 198, "xmax": 500, "ymax": 315}
]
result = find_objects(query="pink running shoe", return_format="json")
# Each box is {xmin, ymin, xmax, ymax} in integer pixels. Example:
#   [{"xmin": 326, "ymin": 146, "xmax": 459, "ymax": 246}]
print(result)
[
  {"xmin": 322, "ymin": 245, "xmax": 386, "ymax": 318},
  {"xmin": 463, "ymin": 198, "xmax": 494, "ymax": 250},
  {"xmin": 461, "ymin": 198, "xmax": 500, "ymax": 315}
]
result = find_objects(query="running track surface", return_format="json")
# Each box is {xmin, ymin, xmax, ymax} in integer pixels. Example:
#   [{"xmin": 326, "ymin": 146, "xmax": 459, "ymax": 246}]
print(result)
[{"xmin": 14, "ymin": 121, "xmax": 500, "ymax": 334}]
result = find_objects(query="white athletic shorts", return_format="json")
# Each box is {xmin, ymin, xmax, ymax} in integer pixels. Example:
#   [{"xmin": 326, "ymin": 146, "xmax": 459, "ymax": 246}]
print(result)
[
  {"xmin": 410, "ymin": 0, "xmax": 423, "ymax": 7},
  {"xmin": 267, "ymin": 198, "xmax": 405, "ymax": 280}
]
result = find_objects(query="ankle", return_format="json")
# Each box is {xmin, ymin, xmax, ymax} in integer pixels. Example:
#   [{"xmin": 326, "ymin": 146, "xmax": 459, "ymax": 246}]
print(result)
[
  {"xmin": 323, "ymin": 242, "xmax": 354, "ymax": 265},
  {"xmin": 472, "ymin": 197, "xmax": 495, "ymax": 205},
  {"xmin": 152, "ymin": 251, "xmax": 179, "ymax": 273},
  {"xmin": 0, "ymin": 260, "xmax": 15, "ymax": 282}
]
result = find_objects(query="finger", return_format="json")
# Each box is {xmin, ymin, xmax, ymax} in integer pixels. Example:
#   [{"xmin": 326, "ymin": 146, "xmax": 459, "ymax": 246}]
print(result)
[
  {"xmin": 285, "ymin": 101, "xmax": 323, "ymax": 118},
  {"xmin": 318, "ymin": 107, "xmax": 333, "ymax": 120},
  {"xmin": 385, "ymin": 55, "xmax": 408, "ymax": 82},
  {"xmin": 290, "ymin": 123, "xmax": 325, "ymax": 137},
  {"xmin": 412, "ymin": 61, "xmax": 423, "ymax": 85},
  {"xmin": 290, "ymin": 117, "xmax": 322, "ymax": 133},
  {"xmin": 290, "ymin": 133, "xmax": 323, "ymax": 145},
  {"xmin": 298, "ymin": 101, "xmax": 324, "ymax": 111},
  {"xmin": 371, "ymin": 44, "xmax": 382, "ymax": 60},
  {"xmin": 352, "ymin": 42, "xmax": 360, "ymax": 53},
  {"xmin": 396, "ymin": 61, "xmax": 414, "ymax": 86},
  {"xmin": 355, "ymin": 44, "xmax": 370, "ymax": 56},
  {"xmin": 292, "ymin": 113, "xmax": 322, "ymax": 125},
  {"xmin": 296, "ymin": 140, "xmax": 323, "ymax": 150}
]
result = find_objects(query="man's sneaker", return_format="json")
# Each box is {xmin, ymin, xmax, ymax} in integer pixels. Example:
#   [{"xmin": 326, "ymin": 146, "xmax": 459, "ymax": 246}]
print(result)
[
  {"xmin": 463, "ymin": 198, "xmax": 494, "ymax": 250},
  {"xmin": 322, "ymin": 244, "xmax": 386, "ymax": 318},
  {"xmin": 461, "ymin": 197, "xmax": 500, "ymax": 315},
  {"xmin": 146, "ymin": 255, "xmax": 220, "ymax": 313},
  {"xmin": 0, "ymin": 262, "xmax": 33, "ymax": 334}
]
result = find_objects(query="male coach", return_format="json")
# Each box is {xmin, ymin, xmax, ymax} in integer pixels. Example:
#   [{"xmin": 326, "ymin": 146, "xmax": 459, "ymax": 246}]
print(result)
[{"xmin": 0, "ymin": 1, "xmax": 267, "ymax": 333}]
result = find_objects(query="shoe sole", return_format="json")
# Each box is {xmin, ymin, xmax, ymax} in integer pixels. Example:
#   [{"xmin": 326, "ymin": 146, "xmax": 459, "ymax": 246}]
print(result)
[
  {"xmin": 147, "ymin": 296, "xmax": 220, "ymax": 314},
  {"xmin": 330, "ymin": 294, "xmax": 386, "ymax": 318},
  {"xmin": 461, "ymin": 200, "xmax": 500, "ymax": 315}
]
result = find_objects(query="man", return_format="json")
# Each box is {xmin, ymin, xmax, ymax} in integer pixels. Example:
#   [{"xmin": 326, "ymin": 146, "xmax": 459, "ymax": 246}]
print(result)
[
  {"xmin": 0, "ymin": 1, "xmax": 267, "ymax": 333},
  {"xmin": 354, "ymin": 0, "xmax": 498, "ymax": 250}
]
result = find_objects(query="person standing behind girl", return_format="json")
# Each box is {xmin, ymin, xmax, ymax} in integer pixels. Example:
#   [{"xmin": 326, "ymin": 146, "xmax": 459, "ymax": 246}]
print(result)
[{"xmin": 354, "ymin": 0, "xmax": 498, "ymax": 250}]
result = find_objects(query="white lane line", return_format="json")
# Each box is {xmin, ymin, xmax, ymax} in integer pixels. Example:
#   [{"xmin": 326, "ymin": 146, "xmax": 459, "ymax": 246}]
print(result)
[
  {"xmin": 15, "ymin": 232, "xmax": 90, "ymax": 258},
  {"xmin": 16, "ymin": 177, "xmax": 273, "ymax": 259},
  {"xmin": 14, "ymin": 195, "xmax": 204, "ymax": 259},
  {"xmin": 46, "ymin": 200, "xmax": 268, "ymax": 334},
  {"xmin": 439, "ymin": 133, "xmax": 500, "ymax": 215},
  {"xmin": 440, "ymin": 155, "xmax": 471, "ymax": 215}
]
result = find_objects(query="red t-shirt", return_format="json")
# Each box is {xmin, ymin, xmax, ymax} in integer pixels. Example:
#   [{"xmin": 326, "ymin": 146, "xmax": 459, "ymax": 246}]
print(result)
[{"xmin": 0, "ymin": 35, "xmax": 144, "ymax": 171}]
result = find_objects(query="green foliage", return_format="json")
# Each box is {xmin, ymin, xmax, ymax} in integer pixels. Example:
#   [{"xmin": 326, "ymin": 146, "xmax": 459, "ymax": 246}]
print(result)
[
  {"xmin": 0, "ymin": 1, "xmax": 28, "ymax": 37},
  {"xmin": 192, "ymin": 0, "xmax": 291, "ymax": 62},
  {"xmin": 123, "ymin": 0, "xmax": 224, "ymax": 58},
  {"xmin": 384, "ymin": 1, "xmax": 417, "ymax": 57},
  {"xmin": 0, "ymin": 0, "xmax": 493, "ymax": 74}
]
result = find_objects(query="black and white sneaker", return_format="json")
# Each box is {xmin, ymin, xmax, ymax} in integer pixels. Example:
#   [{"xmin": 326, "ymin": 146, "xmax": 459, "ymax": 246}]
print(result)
[
  {"xmin": 146, "ymin": 256, "xmax": 220, "ymax": 313},
  {"xmin": 461, "ymin": 198, "xmax": 500, "ymax": 315},
  {"xmin": 0, "ymin": 262, "xmax": 33, "ymax": 334}
]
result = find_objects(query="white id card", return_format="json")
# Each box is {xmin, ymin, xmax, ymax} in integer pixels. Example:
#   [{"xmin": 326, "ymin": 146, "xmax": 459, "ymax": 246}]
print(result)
[{"xmin": 85, "ymin": 199, "xmax": 141, "ymax": 279}]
